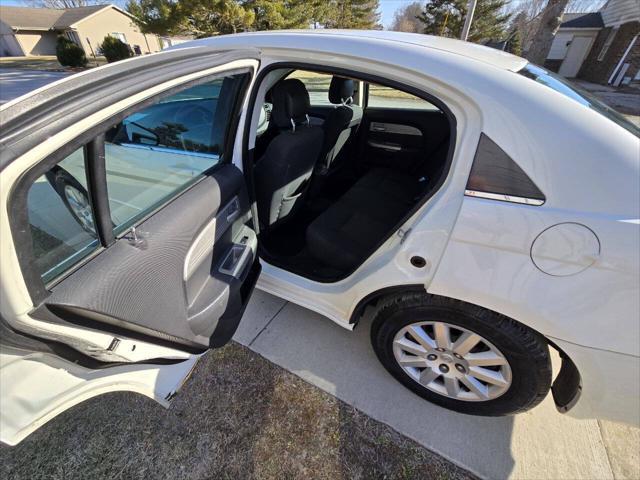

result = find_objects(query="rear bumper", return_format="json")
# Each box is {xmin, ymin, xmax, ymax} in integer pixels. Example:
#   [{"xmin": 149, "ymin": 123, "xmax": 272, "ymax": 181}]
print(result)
[{"xmin": 552, "ymin": 338, "xmax": 640, "ymax": 426}]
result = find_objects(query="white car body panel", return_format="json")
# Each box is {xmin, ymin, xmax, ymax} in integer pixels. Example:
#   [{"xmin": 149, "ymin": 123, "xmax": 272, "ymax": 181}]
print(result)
[
  {"xmin": 550, "ymin": 339, "xmax": 640, "ymax": 425},
  {"xmin": 1, "ymin": 31, "xmax": 638, "ymax": 444},
  {"xmin": 0, "ymin": 350, "xmax": 199, "ymax": 446}
]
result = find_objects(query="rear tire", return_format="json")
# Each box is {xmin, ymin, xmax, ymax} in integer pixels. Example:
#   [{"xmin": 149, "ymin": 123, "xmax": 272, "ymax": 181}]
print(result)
[{"xmin": 370, "ymin": 293, "xmax": 552, "ymax": 416}]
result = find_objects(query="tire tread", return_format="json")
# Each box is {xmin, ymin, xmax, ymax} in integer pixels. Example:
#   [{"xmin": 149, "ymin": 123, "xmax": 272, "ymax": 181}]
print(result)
[{"xmin": 370, "ymin": 292, "xmax": 552, "ymax": 416}]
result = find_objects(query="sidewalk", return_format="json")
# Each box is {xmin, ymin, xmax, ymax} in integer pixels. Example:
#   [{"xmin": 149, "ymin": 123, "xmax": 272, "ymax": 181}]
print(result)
[
  {"xmin": 234, "ymin": 290, "xmax": 640, "ymax": 480},
  {"xmin": 572, "ymin": 79, "xmax": 640, "ymax": 125}
]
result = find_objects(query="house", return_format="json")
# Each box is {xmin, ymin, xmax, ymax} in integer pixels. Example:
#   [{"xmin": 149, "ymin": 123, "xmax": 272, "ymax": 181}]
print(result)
[
  {"xmin": 544, "ymin": 0, "xmax": 639, "ymax": 85},
  {"xmin": 0, "ymin": 4, "xmax": 162, "ymax": 58},
  {"xmin": 544, "ymin": 12, "xmax": 603, "ymax": 77},
  {"xmin": 578, "ymin": 0, "xmax": 639, "ymax": 85}
]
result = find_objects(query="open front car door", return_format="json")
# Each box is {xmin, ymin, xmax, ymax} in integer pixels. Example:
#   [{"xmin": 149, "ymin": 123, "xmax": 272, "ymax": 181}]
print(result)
[{"xmin": 0, "ymin": 48, "xmax": 261, "ymax": 445}]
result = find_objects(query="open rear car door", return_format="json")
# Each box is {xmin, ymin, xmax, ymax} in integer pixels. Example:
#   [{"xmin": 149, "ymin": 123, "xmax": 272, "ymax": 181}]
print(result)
[{"xmin": 0, "ymin": 48, "xmax": 261, "ymax": 445}]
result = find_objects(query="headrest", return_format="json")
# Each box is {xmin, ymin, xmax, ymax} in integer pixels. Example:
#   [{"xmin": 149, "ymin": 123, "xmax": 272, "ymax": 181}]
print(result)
[
  {"xmin": 270, "ymin": 79, "xmax": 310, "ymax": 129},
  {"xmin": 329, "ymin": 76, "xmax": 355, "ymax": 104}
]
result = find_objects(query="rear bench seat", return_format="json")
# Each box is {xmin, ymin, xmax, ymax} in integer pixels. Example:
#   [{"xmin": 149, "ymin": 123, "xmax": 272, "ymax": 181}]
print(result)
[{"xmin": 306, "ymin": 168, "xmax": 420, "ymax": 270}]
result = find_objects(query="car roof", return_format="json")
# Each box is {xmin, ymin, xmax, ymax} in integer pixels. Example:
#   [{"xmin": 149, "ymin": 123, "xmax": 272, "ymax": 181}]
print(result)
[{"xmin": 176, "ymin": 30, "xmax": 528, "ymax": 72}]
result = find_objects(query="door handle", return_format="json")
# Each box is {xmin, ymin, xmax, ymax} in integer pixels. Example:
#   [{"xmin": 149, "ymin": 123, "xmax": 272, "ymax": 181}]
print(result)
[
  {"xmin": 219, "ymin": 243, "xmax": 251, "ymax": 278},
  {"xmin": 225, "ymin": 197, "xmax": 240, "ymax": 223}
]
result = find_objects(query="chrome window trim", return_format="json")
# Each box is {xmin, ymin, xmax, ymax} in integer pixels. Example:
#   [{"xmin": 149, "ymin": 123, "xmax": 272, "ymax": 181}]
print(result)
[{"xmin": 464, "ymin": 189, "xmax": 545, "ymax": 206}]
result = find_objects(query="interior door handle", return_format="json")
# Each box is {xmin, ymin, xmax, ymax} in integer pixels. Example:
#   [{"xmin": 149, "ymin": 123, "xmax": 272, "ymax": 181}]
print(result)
[
  {"xmin": 219, "ymin": 242, "xmax": 251, "ymax": 278},
  {"xmin": 368, "ymin": 140, "xmax": 402, "ymax": 152},
  {"xmin": 226, "ymin": 197, "xmax": 240, "ymax": 222}
]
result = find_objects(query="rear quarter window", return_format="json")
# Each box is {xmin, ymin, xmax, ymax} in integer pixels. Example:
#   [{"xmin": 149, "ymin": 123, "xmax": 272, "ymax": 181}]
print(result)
[{"xmin": 518, "ymin": 64, "xmax": 639, "ymax": 136}]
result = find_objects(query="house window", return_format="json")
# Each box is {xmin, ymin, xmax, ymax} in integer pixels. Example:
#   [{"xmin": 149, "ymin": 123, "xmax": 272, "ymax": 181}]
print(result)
[
  {"xmin": 65, "ymin": 31, "xmax": 81, "ymax": 46},
  {"xmin": 597, "ymin": 27, "xmax": 618, "ymax": 61},
  {"xmin": 111, "ymin": 32, "xmax": 127, "ymax": 43}
]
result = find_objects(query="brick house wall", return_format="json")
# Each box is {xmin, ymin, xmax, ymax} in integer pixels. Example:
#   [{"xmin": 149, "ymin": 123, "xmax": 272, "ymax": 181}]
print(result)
[{"xmin": 578, "ymin": 21, "xmax": 640, "ymax": 84}]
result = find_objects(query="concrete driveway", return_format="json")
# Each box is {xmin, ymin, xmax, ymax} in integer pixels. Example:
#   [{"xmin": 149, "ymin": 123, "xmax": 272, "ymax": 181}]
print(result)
[
  {"xmin": 234, "ymin": 290, "xmax": 640, "ymax": 480},
  {"xmin": 0, "ymin": 68, "xmax": 69, "ymax": 104}
]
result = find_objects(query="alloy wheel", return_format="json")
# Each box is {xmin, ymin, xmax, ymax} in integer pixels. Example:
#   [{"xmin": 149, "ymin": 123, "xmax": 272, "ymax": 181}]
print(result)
[{"xmin": 392, "ymin": 321, "xmax": 512, "ymax": 402}]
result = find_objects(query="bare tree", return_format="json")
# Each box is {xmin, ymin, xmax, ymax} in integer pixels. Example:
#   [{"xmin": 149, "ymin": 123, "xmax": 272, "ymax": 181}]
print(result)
[
  {"xmin": 525, "ymin": 0, "xmax": 570, "ymax": 64},
  {"xmin": 23, "ymin": 0, "xmax": 106, "ymax": 8},
  {"xmin": 505, "ymin": 0, "xmax": 605, "ymax": 56},
  {"xmin": 388, "ymin": 1, "xmax": 423, "ymax": 33}
]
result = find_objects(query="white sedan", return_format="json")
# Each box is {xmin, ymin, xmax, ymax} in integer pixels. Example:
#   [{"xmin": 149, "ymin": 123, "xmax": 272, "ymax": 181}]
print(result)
[{"xmin": 0, "ymin": 30, "xmax": 638, "ymax": 446}]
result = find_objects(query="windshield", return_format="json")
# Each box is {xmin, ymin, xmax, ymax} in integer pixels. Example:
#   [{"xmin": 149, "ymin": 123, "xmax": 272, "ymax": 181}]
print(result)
[{"xmin": 518, "ymin": 64, "xmax": 639, "ymax": 137}]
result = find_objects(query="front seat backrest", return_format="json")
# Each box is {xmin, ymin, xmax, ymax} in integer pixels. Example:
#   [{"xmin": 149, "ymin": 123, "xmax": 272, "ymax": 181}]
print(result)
[
  {"xmin": 317, "ymin": 76, "xmax": 363, "ymax": 174},
  {"xmin": 254, "ymin": 79, "xmax": 324, "ymax": 230}
]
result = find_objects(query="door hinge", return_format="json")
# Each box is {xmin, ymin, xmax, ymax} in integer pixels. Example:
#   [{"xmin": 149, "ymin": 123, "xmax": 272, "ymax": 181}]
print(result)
[{"xmin": 398, "ymin": 227, "xmax": 412, "ymax": 244}]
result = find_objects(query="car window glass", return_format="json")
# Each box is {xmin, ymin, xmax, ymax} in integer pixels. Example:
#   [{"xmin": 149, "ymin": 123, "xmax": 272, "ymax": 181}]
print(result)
[
  {"xmin": 368, "ymin": 83, "xmax": 439, "ymax": 110},
  {"xmin": 27, "ymin": 148, "xmax": 99, "ymax": 283},
  {"xmin": 518, "ymin": 64, "xmax": 639, "ymax": 136},
  {"xmin": 287, "ymin": 70, "xmax": 333, "ymax": 106},
  {"xmin": 104, "ymin": 76, "xmax": 239, "ymax": 233}
]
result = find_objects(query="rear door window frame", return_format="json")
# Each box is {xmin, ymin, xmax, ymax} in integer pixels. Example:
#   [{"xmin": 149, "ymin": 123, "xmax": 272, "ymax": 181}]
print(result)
[{"xmin": 8, "ymin": 67, "xmax": 253, "ymax": 303}]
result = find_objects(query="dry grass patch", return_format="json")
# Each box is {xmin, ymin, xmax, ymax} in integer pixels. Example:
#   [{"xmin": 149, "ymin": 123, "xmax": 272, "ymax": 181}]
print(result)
[{"xmin": 1, "ymin": 343, "xmax": 475, "ymax": 480}]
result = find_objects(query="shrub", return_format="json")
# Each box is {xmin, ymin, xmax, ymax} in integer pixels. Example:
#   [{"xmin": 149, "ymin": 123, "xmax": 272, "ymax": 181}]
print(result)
[
  {"xmin": 55, "ymin": 36, "xmax": 87, "ymax": 68},
  {"xmin": 101, "ymin": 36, "xmax": 132, "ymax": 63}
]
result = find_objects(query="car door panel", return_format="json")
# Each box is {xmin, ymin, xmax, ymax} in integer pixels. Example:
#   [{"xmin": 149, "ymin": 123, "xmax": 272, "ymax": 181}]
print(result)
[
  {"xmin": 32, "ymin": 164, "xmax": 258, "ymax": 351},
  {"xmin": 360, "ymin": 108, "xmax": 449, "ymax": 173}
]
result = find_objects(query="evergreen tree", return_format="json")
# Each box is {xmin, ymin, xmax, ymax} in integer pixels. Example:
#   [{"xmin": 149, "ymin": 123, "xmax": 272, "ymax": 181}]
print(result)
[
  {"xmin": 126, "ymin": 0, "xmax": 186, "ymax": 36},
  {"xmin": 325, "ymin": 0, "xmax": 382, "ymax": 30},
  {"xmin": 126, "ymin": 0, "xmax": 380, "ymax": 37},
  {"xmin": 418, "ymin": 0, "xmax": 510, "ymax": 42},
  {"xmin": 505, "ymin": 27, "xmax": 522, "ymax": 56},
  {"xmin": 184, "ymin": 0, "xmax": 255, "ymax": 36},
  {"xmin": 127, "ymin": 0, "xmax": 332, "ymax": 36},
  {"xmin": 241, "ymin": 0, "xmax": 314, "ymax": 30}
]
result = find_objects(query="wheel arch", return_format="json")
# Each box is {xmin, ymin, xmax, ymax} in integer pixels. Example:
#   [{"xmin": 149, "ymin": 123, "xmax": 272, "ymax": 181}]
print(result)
[{"xmin": 354, "ymin": 288, "xmax": 582, "ymax": 414}]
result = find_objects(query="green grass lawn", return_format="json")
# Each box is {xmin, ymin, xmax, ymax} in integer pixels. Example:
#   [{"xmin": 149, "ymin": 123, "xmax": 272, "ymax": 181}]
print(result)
[{"xmin": 0, "ymin": 56, "xmax": 108, "ymax": 71}]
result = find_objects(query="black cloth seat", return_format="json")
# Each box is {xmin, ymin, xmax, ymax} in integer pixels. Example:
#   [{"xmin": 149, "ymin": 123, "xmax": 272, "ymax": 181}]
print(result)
[
  {"xmin": 317, "ymin": 77, "xmax": 363, "ymax": 174},
  {"xmin": 306, "ymin": 168, "xmax": 419, "ymax": 271},
  {"xmin": 255, "ymin": 79, "xmax": 324, "ymax": 230},
  {"xmin": 305, "ymin": 135, "xmax": 450, "ymax": 271}
]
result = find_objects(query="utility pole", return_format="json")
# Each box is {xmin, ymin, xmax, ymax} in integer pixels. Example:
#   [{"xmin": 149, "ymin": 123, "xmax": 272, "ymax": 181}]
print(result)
[{"xmin": 460, "ymin": 0, "xmax": 478, "ymax": 41}]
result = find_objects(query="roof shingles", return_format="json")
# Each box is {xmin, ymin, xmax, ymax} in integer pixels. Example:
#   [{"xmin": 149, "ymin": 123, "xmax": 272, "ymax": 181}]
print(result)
[
  {"xmin": 560, "ymin": 12, "xmax": 604, "ymax": 29},
  {"xmin": 0, "ymin": 4, "xmax": 108, "ymax": 30}
]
